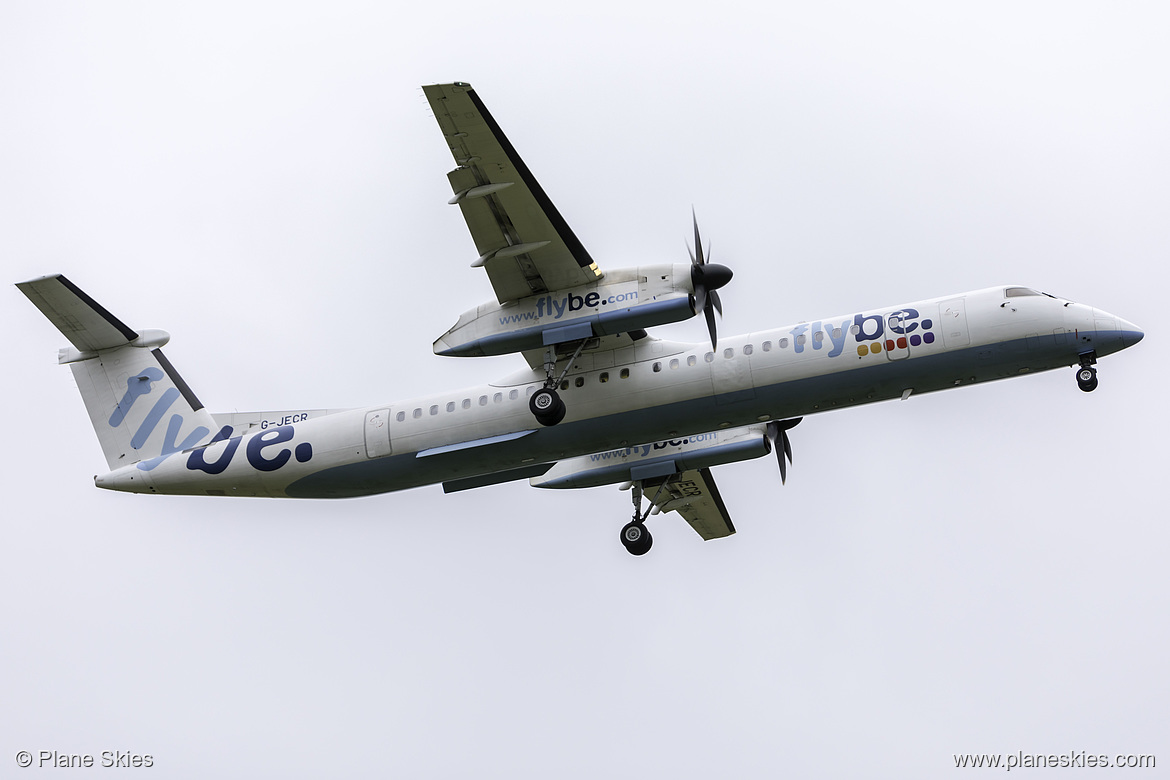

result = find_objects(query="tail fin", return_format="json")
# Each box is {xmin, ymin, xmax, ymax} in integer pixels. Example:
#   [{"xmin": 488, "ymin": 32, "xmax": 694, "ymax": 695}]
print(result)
[{"xmin": 18, "ymin": 274, "xmax": 218, "ymax": 470}]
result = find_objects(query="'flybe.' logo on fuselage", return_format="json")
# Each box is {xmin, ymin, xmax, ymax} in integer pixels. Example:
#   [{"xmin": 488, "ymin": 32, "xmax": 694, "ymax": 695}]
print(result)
[
  {"xmin": 790, "ymin": 308, "xmax": 937, "ymax": 358},
  {"xmin": 113, "ymin": 369, "xmax": 312, "ymax": 475}
]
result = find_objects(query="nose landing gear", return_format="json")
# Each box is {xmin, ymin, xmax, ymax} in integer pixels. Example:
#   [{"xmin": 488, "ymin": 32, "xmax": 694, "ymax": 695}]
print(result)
[{"xmin": 1076, "ymin": 352, "xmax": 1098, "ymax": 393}]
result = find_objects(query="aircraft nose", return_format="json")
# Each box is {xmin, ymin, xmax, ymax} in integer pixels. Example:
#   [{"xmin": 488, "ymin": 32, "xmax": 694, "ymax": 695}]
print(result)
[{"xmin": 1118, "ymin": 317, "xmax": 1144, "ymax": 346}]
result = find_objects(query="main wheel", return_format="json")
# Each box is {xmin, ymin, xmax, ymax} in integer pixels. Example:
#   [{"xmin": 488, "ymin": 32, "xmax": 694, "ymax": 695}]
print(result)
[
  {"xmin": 620, "ymin": 522, "xmax": 653, "ymax": 556},
  {"xmin": 529, "ymin": 387, "xmax": 566, "ymax": 425}
]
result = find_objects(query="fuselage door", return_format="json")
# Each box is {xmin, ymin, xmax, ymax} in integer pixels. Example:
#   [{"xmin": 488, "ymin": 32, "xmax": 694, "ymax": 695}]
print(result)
[
  {"xmin": 884, "ymin": 311, "xmax": 911, "ymax": 360},
  {"xmin": 939, "ymin": 297, "xmax": 971, "ymax": 348},
  {"xmin": 364, "ymin": 409, "xmax": 393, "ymax": 459}
]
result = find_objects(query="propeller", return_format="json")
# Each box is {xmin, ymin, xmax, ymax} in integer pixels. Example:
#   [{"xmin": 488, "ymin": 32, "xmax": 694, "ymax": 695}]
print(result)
[
  {"xmin": 688, "ymin": 210, "xmax": 733, "ymax": 350},
  {"xmin": 765, "ymin": 418, "xmax": 802, "ymax": 484}
]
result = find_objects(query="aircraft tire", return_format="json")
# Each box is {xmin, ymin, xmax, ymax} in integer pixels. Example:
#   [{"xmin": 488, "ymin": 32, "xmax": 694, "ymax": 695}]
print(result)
[
  {"xmin": 1077, "ymin": 366, "xmax": 1098, "ymax": 392},
  {"xmin": 620, "ymin": 522, "xmax": 653, "ymax": 556},
  {"xmin": 531, "ymin": 388, "xmax": 566, "ymax": 426}
]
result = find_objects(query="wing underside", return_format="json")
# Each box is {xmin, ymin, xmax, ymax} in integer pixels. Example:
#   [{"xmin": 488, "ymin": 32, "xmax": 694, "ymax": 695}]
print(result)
[
  {"xmin": 647, "ymin": 467, "xmax": 736, "ymax": 540},
  {"xmin": 423, "ymin": 82, "xmax": 603, "ymax": 303}
]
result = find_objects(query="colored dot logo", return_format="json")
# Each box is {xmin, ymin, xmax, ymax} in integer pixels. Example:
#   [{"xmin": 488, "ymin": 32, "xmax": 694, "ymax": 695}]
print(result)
[{"xmin": 855, "ymin": 319, "xmax": 935, "ymax": 356}]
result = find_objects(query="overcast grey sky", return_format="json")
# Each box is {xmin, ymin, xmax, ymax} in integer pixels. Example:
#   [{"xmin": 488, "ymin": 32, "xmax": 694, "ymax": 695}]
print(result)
[{"xmin": 2, "ymin": 2, "xmax": 1166, "ymax": 777}]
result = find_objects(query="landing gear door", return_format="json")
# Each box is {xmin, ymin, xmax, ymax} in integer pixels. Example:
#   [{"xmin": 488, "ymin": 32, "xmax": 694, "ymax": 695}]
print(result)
[
  {"xmin": 939, "ymin": 297, "xmax": 971, "ymax": 348},
  {"xmin": 364, "ymin": 409, "xmax": 393, "ymax": 459}
]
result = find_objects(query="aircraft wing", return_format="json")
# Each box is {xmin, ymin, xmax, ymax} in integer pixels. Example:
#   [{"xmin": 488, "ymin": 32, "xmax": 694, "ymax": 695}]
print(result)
[
  {"xmin": 423, "ymin": 82, "xmax": 604, "ymax": 304},
  {"xmin": 649, "ymin": 467, "xmax": 736, "ymax": 540}
]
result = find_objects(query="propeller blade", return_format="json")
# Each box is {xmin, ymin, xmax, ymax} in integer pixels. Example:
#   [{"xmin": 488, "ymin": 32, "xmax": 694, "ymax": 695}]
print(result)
[
  {"xmin": 705, "ymin": 304, "xmax": 718, "ymax": 350},
  {"xmin": 765, "ymin": 419, "xmax": 802, "ymax": 485},
  {"xmin": 692, "ymin": 209, "xmax": 705, "ymax": 266},
  {"xmin": 710, "ymin": 288, "xmax": 723, "ymax": 317}
]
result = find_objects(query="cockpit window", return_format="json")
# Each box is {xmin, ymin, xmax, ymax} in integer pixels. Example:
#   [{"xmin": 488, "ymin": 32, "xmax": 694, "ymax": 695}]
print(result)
[{"xmin": 1005, "ymin": 286, "xmax": 1042, "ymax": 298}]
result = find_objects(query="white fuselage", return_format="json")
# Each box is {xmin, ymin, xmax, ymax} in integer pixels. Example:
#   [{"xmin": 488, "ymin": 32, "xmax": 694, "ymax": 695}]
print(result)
[{"xmin": 95, "ymin": 286, "xmax": 1142, "ymax": 499}]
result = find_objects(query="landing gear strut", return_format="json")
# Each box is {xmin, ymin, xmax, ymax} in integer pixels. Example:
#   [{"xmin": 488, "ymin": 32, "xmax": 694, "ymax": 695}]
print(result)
[
  {"xmin": 619, "ymin": 480, "xmax": 666, "ymax": 556},
  {"xmin": 530, "ymin": 339, "xmax": 588, "ymax": 426},
  {"xmin": 1077, "ymin": 352, "xmax": 1098, "ymax": 393}
]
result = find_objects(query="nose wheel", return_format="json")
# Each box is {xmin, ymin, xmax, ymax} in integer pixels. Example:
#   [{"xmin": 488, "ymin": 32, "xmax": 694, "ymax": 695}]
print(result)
[{"xmin": 1076, "ymin": 352, "xmax": 1098, "ymax": 392}]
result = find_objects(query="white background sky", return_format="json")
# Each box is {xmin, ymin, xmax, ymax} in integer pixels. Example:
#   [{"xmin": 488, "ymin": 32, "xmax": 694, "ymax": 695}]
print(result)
[{"xmin": 2, "ymin": 2, "xmax": 1166, "ymax": 777}]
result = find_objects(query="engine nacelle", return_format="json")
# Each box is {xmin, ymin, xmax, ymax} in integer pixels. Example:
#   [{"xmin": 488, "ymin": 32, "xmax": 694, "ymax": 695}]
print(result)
[
  {"xmin": 531, "ymin": 425, "xmax": 770, "ymax": 489},
  {"xmin": 433, "ymin": 264, "xmax": 696, "ymax": 357}
]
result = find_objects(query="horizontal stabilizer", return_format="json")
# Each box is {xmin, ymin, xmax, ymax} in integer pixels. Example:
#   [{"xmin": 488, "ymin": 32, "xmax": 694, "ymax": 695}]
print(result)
[
  {"xmin": 17, "ymin": 274, "xmax": 138, "ymax": 352},
  {"xmin": 18, "ymin": 275, "xmax": 219, "ymax": 470}
]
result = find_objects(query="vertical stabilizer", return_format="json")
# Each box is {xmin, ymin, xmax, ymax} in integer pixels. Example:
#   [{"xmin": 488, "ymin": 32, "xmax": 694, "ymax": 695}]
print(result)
[{"xmin": 17, "ymin": 275, "xmax": 218, "ymax": 470}]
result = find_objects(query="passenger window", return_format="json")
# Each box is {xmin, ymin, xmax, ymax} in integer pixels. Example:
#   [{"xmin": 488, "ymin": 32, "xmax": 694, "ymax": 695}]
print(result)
[
  {"xmin": 796, "ymin": 335, "xmax": 805, "ymax": 346},
  {"xmin": 510, "ymin": 389, "xmax": 519, "ymax": 400},
  {"xmin": 687, "ymin": 355, "xmax": 697, "ymax": 367},
  {"xmin": 723, "ymin": 348, "xmax": 734, "ymax": 359},
  {"xmin": 446, "ymin": 401, "xmax": 455, "ymax": 413},
  {"xmin": 670, "ymin": 358, "xmax": 679, "ymax": 369},
  {"xmin": 704, "ymin": 352, "xmax": 714, "ymax": 363},
  {"xmin": 832, "ymin": 327, "xmax": 842, "ymax": 339},
  {"xmin": 429, "ymin": 405, "xmax": 438, "ymax": 416},
  {"xmin": 779, "ymin": 337, "xmax": 789, "ymax": 348},
  {"xmin": 560, "ymin": 380, "xmax": 569, "ymax": 391},
  {"xmin": 743, "ymin": 344, "xmax": 753, "ymax": 355},
  {"xmin": 762, "ymin": 341, "xmax": 771, "ymax": 352},
  {"xmin": 575, "ymin": 377, "xmax": 584, "ymax": 387},
  {"xmin": 493, "ymin": 392, "xmax": 502, "ymax": 403},
  {"xmin": 479, "ymin": 395, "xmax": 488, "ymax": 406},
  {"xmin": 600, "ymin": 372, "xmax": 609, "ymax": 383},
  {"xmin": 462, "ymin": 398, "xmax": 471, "ymax": 409},
  {"xmin": 813, "ymin": 331, "xmax": 823, "ymax": 343},
  {"xmin": 526, "ymin": 386, "xmax": 536, "ymax": 396},
  {"xmin": 850, "ymin": 324, "xmax": 860, "ymax": 335},
  {"xmin": 620, "ymin": 368, "xmax": 630, "ymax": 379},
  {"xmin": 413, "ymin": 408, "xmax": 422, "ymax": 419},
  {"xmin": 652, "ymin": 362, "xmax": 662, "ymax": 372},
  {"xmin": 396, "ymin": 411, "xmax": 405, "ymax": 422}
]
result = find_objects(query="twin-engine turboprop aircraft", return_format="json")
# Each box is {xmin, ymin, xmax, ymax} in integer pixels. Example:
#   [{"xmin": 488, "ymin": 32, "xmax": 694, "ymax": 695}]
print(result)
[{"xmin": 18, "ymin": 82, "xmax": 1143, "ymax": 555}]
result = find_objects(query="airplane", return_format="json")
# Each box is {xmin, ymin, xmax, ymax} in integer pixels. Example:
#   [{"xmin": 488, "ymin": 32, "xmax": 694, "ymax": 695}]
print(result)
[{"xmin": 17, "ymin": 82, "xmax": 1143, "ymax": 556}]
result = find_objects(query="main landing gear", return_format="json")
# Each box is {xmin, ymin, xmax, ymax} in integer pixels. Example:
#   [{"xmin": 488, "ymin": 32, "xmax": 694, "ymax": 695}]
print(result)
[
  {"xmin": 530, "ymin": 339, "xmax": 589, "ymax": 426},
  {"xmin": 619, "ymin": 480, "xmax": 667, "ymax": 556},
  {"xmin": 1076, "ymin": 352, "xmax": 1099, "ymax": 393}
]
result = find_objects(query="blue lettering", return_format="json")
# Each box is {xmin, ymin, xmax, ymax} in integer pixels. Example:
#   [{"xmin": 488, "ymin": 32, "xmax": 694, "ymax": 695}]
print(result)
[
  {"xmin": 888, "ymin": 308, "xmax": 920, "ymax": 334},
  {"xmin": 187, "ymin": 426, "xmax": 243, "ymax": 475},
  {"xmin": 853, "ymin": 312, "xmax": 884, "ymax": 342},
  {"xmin": 825, "ymin": 319, "xmax": 850, "ymax": 357},
  {"xmin": 109, "ymin": 367, "xmax": 165, "ymax": 427},
  {"xmin": 130, "ymin": 388, "xmax": 180, "ymax": 449},
  {"xmin": 790, "ymin": 323, "xmax": 809, "ymax": 353},
  {"xmin": 246, "ymin": 426, "xmax": 295, "ymax": 472}
]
